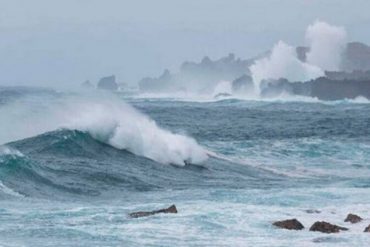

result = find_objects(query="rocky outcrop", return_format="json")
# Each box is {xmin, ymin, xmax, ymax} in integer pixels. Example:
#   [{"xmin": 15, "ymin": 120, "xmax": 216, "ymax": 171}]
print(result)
[
  {"xmin": 138, "ymin": 54, "xmax": 255, "ymax": 93},
  {"xmin": 364, "ymin": 225, "xmax": 370, "ymax": 232},
  {"xmin": 260, "ymin": 77, "xmax": 370, "ymax": 100},
  {"xmin": 232, "ymin": 74, "xmax": 254, "ymax": 94},
  {"xmin": 273, "ymin": 219, "xmax": 304, "ymax": 230},
  {"xmin": 129, "ymin": 205, "xmax": 178, "ymax": 218},
  {"xmin": 309, "ymin": 221, "xmax": 348, "ymax": 233},
  {"xmin": 306, "ymin": 77, "xmax": 370, "ymax": 100},
  {"xmin": 296, "ymin": 46, "xmax": 309, "ymax": 62},
  {"xmin": 343, "ymin": 42, "xmax": 370, "ymax": 72},
  {"xmin": 344, "ymin": 213, "xmax": 363, "ymax": 224},
  {"xmin": 97, "ymin": 75, "xmax": 118, "ymax": 91},
  {"xmin": 138, "ymin": 69, "xmax": 174, "ymax": 93}
]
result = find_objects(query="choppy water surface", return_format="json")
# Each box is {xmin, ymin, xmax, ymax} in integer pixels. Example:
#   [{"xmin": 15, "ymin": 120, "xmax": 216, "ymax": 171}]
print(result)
[{"xmin": 1, "ymin": 87, "xmax": 370, "ymax": 246}]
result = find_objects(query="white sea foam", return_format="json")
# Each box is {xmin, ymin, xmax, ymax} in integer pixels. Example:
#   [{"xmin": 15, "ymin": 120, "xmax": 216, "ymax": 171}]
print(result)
[
  {"xmin": 0, "ymin": 181, "xmax": 24, "ymax": 197},
  {"xmin": 0, "ymin": 146, "xmax": 24, "ymax": 157}
]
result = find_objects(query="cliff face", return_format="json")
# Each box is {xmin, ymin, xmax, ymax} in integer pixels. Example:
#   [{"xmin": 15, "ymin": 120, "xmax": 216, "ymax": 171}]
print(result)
[{"xmin": 306, "ymin": 78, "xmax": 370, "ymax": 100}]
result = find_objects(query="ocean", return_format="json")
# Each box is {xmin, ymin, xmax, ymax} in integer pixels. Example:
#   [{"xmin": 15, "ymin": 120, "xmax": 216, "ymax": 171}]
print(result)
[{"xmin": 1, "ymin": 87, "xmax": 370, "ymax": 246}]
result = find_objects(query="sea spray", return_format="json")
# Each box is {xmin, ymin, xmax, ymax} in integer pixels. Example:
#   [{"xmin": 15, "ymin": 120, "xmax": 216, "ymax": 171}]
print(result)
[
  {"xmin": 305, "ymin": 20, "xmax": 347, "ymax": 71},
  {"xmin": 66, "ymin": 98, "xmax": 208, "ymax": 166},
  {"xmin": 0, "ymin": 93, "xmax": 208, "ymax": 166},
  {"xmin": 249, "ymin": 21, "xmax": 347, "ymax": 97},
  {"xmin": 249, "ymin": 41, "xmax": 324, "ymax": 95}
]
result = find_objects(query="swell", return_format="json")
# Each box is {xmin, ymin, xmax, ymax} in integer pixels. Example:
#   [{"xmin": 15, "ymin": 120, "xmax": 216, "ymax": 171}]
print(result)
[{"xmin": 0, "ymin": 129, "xmax": 289, "ymax": 199}]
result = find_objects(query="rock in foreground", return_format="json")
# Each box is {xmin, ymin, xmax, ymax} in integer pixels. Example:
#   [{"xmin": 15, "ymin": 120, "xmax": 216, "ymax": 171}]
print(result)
[
  {"xmin": 273, "ymin": 219, "xmax": 304, "ymax": 230},
  {"xmin": 344, "ymin": 213, "xmax": 362, "ymax": 224},
  {"xmin": 309, "ymin": 221, "xmax": 348, "ymax": 233},
  {"xmin": 129, "ymin": 205, "xmax": 178, "ymax": 218}
]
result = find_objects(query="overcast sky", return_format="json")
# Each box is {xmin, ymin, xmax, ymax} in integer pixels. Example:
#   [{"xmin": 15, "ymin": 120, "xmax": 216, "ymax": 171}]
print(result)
[{"xmin": 0, "ymin": 0, "xmax": 369, "ymax": 87}]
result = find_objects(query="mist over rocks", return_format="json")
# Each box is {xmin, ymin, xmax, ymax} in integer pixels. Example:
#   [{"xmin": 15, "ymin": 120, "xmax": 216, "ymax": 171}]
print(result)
[
  {"xmin": 137, "ymin": 41, "xmax": 370, "ymax": 100},
  {"xmin": 295, "ymin": 42, "xmax": 370, "ymax": 73},
  {"xmin": 135, "ymin": 21, "xmax": 370, "ymax": 100},
  {"xmin": 97, "ymin": 75, "xmax": 118, "ymax": 91},
  {"xmin": 231, "ymin": 74, "xmax": 254, "ymax": 94},
  {"xmin": 138, "ymin": 53, "xmax": 255, "ymax": 94}
]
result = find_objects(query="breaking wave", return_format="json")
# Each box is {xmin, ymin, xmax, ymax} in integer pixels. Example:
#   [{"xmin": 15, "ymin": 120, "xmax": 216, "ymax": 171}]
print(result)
[{"xmin": 0, "ymin": 93, "xmax": 208, "ymax": 166}]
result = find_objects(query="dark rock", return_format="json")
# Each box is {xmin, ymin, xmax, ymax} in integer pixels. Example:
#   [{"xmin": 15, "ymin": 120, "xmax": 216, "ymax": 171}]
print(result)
[
  {"xmin": 344, "ymin": 213, "xmax": 362, "ymax": 224},
  {"xmin": 364, "ymin": 224, "xmax": 370, "ymax": 232},
  {"xmin": 296, "ymin": 46, "xmax": 309, "ymax": 62},
  {"xmin": 129, "ymin": 205, "xmax": 178, "ymax": 218},
  {"xmin": 305, "ymin": 209, "xmax": 321, "ymax": 214},
  {"xmin": 97, "ymin": 75, "xmax": 118, "ymax": 91},
  {"xmin": 309, "ymin": 221, "xmax": 348, "ymax": 233},
  {"xmin": 262, "ymin": 76, "xmax": 370, "ymax": 100},
  {"xmin": 214, "ymin": 93, "xmax": 232, "ymax": 99},
  {"xmin": 307, "ymin": 77, "xmax": 370, "ymax": 100},
  {"xmin": 260, "ymin": 78, "xmax": 294, "ymax": 98},
  {"xmin": 231, "ymin": 74, "xmax": 254, "ymax": 94},
  {"xmin": 273, "ymin": 219, "xmax": 304, "ymax": 230}
]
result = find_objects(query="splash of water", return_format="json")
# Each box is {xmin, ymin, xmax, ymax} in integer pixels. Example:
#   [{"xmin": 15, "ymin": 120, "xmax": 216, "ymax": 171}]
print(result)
[
  {"xmin": 306, "ymin": 20, "xmax": 347, "ymax": 71},
  {"xmin": 249, "ymin": 21, "xmax": 347, "ymax": 96},
  {"xmin": 250, "ymin": 41, "xmax": 324, "ymax": 95}
]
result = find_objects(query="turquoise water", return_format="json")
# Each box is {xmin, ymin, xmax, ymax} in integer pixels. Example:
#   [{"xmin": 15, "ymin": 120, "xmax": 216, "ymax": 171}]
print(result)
[{"xmin": 1, "ymin": 87, "xmax": 370, "ymax": 246}]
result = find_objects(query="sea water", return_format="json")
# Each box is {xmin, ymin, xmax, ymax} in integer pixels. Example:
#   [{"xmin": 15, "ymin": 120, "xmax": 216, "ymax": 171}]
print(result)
[{"xmin": 1, "ymin": 87, "xmax": 370, "ymax": 246}]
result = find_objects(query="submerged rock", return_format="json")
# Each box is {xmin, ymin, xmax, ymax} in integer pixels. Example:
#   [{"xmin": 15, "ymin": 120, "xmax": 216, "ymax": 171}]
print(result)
[
  {"xmin": 129, "ymin": 205, "xmax": 178, "ymax": 218},
  {"xmin": 309, "ymin": 221, "xmax": 348, "ymax": 233},
  {"xmin": 364, "ymin": 225, "xmax": 370, "ymax": 232},
  {"xmin": 344, "ymin": 213, "xmax": 362, "ymax": 224},
  {"xmin": 273, "ymin": 219, "xmax": 304, "ymax": 230},
  {"xmin": 305, "ymin": 209, "xmax": 321, "ymax": 214}
]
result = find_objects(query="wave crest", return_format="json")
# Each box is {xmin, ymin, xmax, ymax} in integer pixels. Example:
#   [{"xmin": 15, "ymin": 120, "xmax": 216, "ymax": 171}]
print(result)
[
  {"xmin": 0, "ymin": 94, "xmax": 208, "ymax": 166},
  {"xmin": 66, "ymin": 99, "xmax": 208, "ymax": 166}
]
